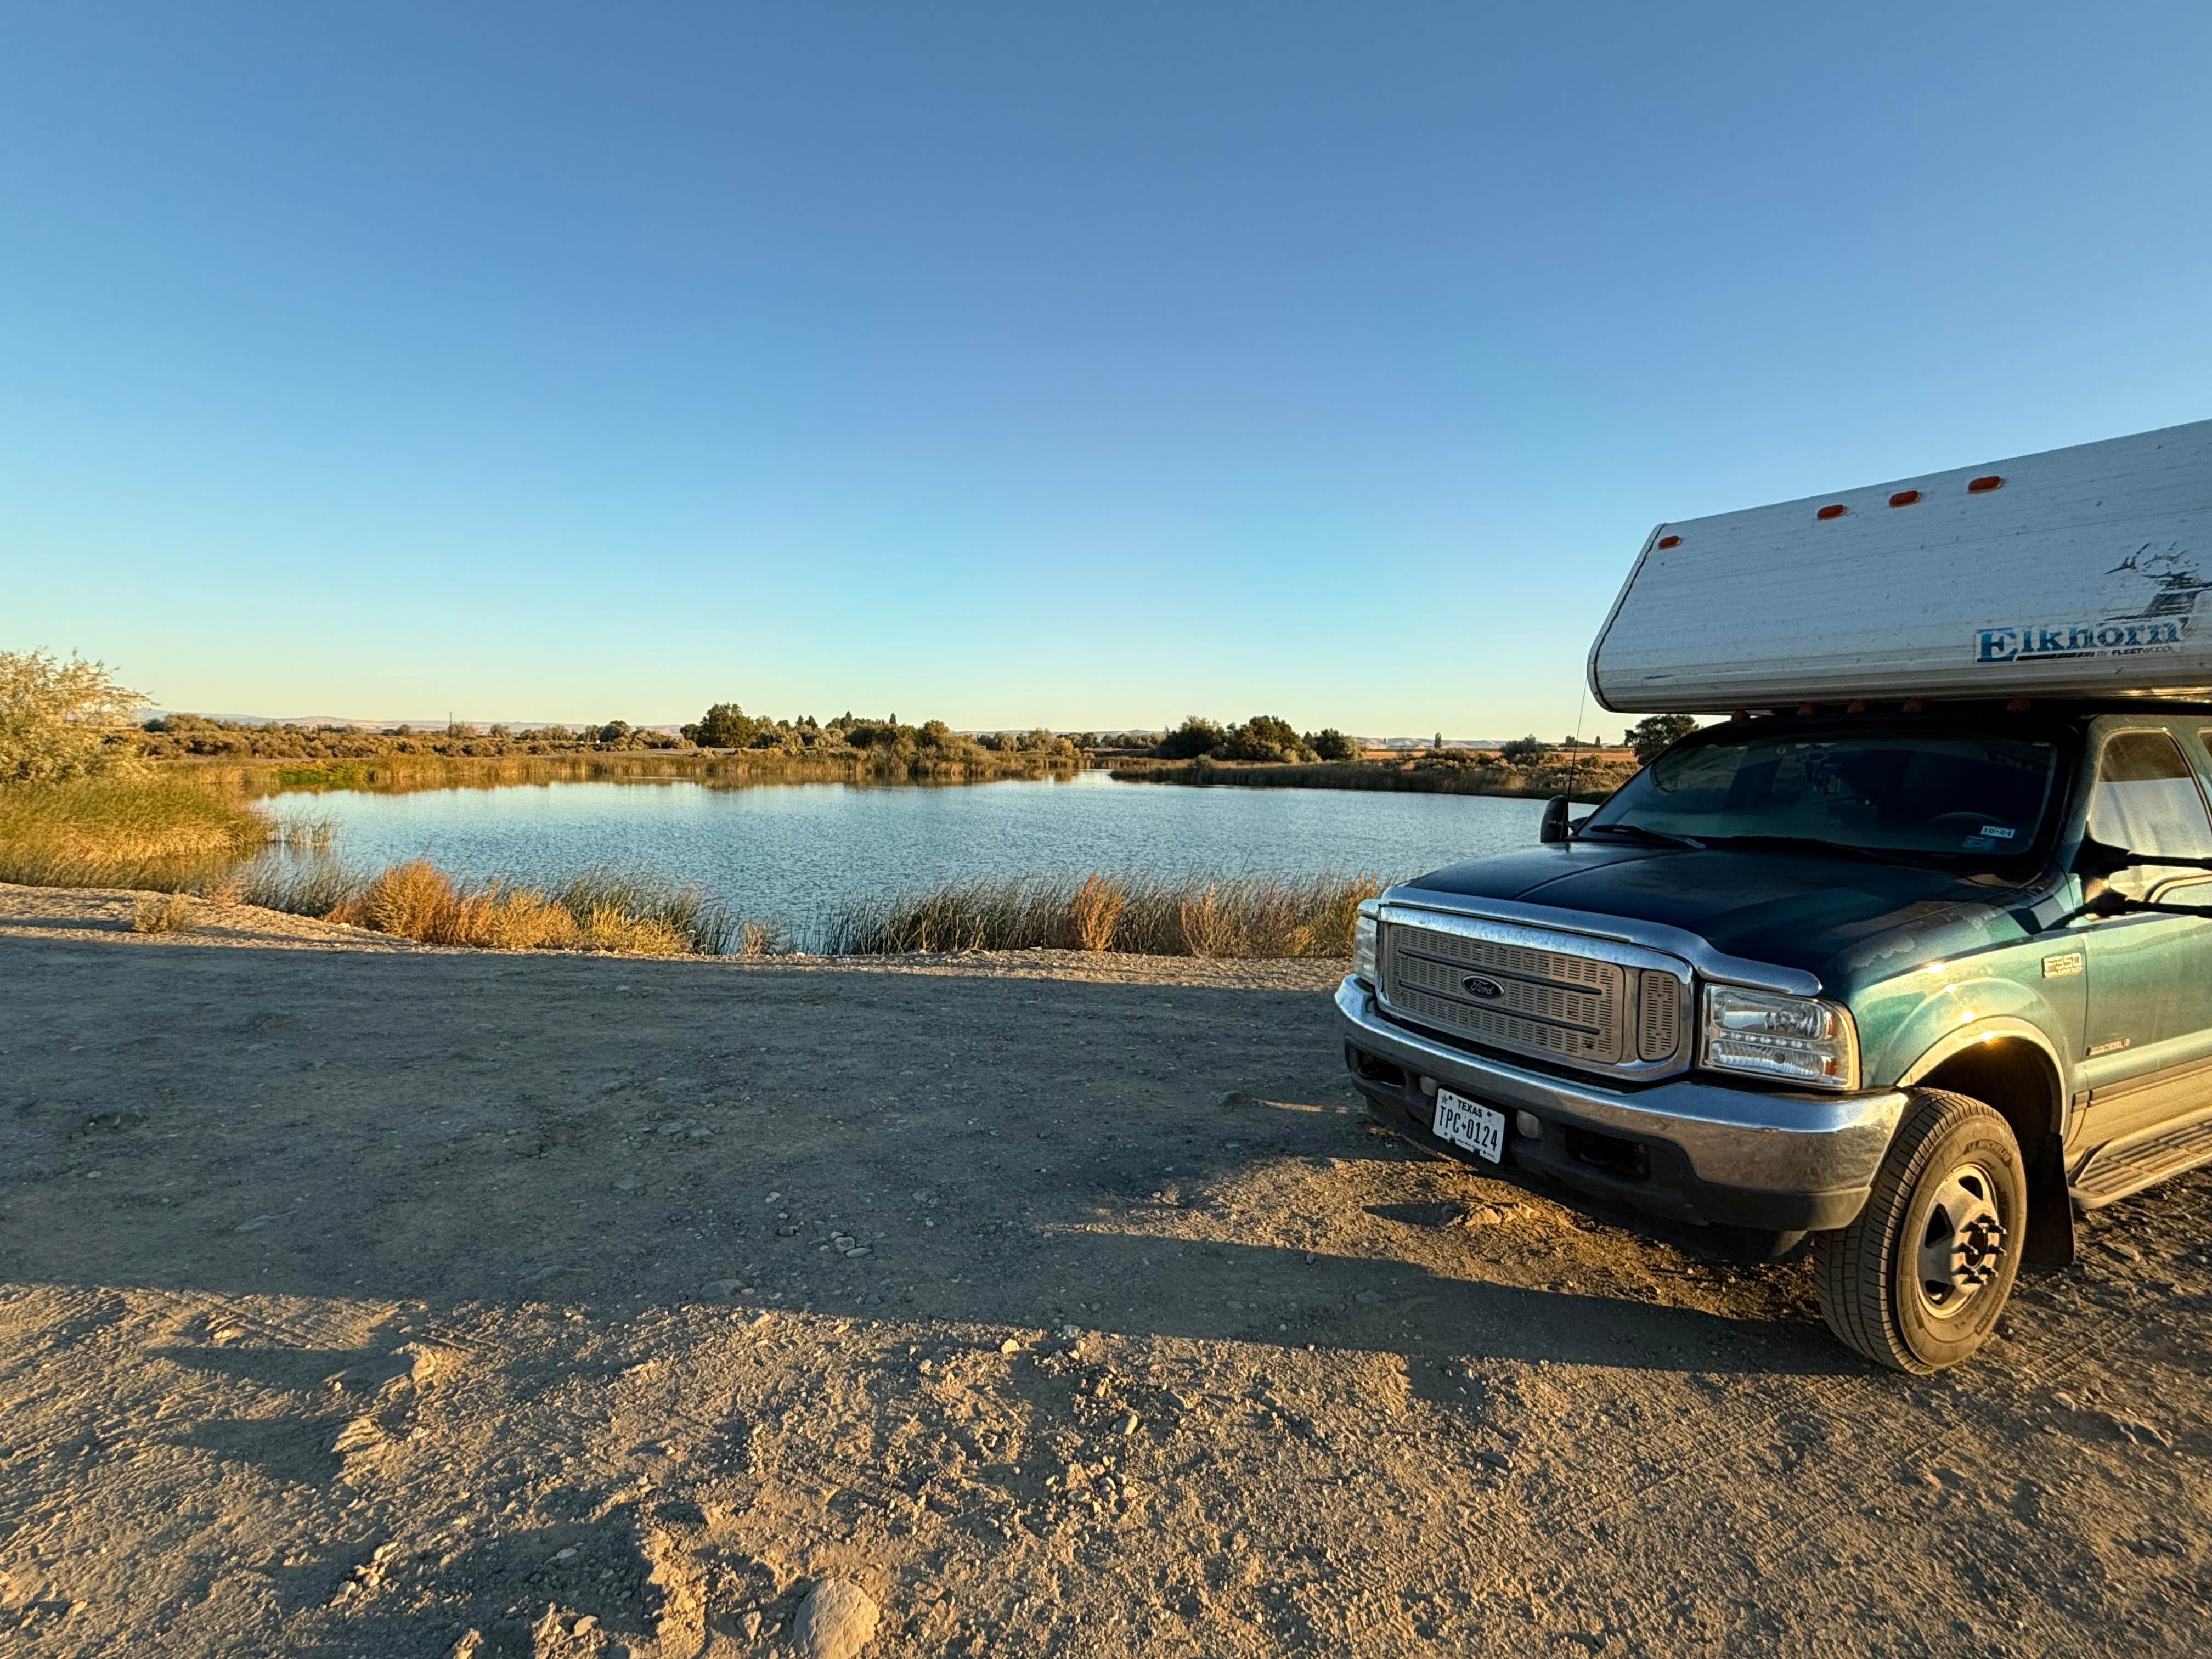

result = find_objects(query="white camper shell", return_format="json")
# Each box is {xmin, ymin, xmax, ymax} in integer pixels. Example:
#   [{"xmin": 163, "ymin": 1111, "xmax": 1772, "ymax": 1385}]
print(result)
[{"xmin": 1589, "ymin": 418, "xmax": 2212, "ymax": 714}]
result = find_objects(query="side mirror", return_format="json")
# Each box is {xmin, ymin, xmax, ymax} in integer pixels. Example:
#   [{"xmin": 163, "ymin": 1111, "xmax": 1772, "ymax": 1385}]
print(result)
[
  {"xmin": 2073, "ymin": 837, "xmax": 2134, "ymax": 882},
  {"xmin": 1539, "ymin": 795, "xmax": 1572, "ymax": 844},
  {"xmin": 2075, "ymin": 836, "xmax": 2212, "ymax": 879}
]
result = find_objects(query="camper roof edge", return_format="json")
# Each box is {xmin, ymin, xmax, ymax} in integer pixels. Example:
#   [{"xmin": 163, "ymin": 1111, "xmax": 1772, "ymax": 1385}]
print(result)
[{"xmin": 1588, "ymin": 417, "xmax": 2212, "ymax": 715}]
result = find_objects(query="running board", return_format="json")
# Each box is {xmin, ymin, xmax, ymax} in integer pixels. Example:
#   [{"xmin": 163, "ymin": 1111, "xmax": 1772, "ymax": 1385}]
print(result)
[{"xmin": 2072, "ymin": 1107, "xmax": 2212, "ymax": 1211}]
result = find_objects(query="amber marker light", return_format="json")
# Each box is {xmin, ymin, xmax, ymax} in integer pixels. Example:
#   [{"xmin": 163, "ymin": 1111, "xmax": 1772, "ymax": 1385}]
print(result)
[
  {"xmin": 1889, "ymin": 489, "xmax": 1921, "ymax": 506},
  {"xmin": 1816, "ymin": 504, "xmax": 1847, "ymax": 520},
  {"xmin": 1968, "ymin": 475, "xmax": 2004, "ymax": 493}
]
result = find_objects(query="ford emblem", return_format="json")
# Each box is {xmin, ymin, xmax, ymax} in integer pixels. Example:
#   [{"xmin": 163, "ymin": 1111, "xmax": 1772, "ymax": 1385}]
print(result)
[{"xmin": 1460, "ymin": 974, "xmax": 1506, "ymax": 1000}]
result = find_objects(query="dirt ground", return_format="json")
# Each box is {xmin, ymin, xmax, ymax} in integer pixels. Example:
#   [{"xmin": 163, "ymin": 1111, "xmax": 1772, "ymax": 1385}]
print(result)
[{"xmin": 2, "ymin": 884, "xmax": 2208, "ymax": 1658}]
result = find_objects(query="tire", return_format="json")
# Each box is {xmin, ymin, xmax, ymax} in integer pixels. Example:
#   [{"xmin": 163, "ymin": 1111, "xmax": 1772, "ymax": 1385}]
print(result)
[{"xmin": 1813, "ymin": 1088, "xmax": 2027, "ymax": 1374}]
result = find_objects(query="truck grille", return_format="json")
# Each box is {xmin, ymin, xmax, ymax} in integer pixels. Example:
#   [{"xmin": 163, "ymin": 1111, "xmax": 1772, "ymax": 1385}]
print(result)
[
  {"xmin": 1638, "ymin": 971, "xmax": 1681, "ymax": 1061},
  {"xmin": 1379, "ymin": 915, "xmax": 1690, "ymax": 1077}
]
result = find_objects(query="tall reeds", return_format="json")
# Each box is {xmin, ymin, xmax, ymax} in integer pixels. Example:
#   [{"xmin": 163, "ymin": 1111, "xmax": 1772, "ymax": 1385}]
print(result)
[
  {"xmin": 0, "ymin": 775, "xmax": 271, "ymax": 889},
  {"xmin": 824, "ymin": 870, "xmax": 1387, "ymax": 958}
]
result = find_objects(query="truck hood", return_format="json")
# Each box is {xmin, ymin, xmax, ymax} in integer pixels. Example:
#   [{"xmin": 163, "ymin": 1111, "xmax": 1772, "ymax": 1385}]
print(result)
[{"xmin": 1395, "ymin": 842, "xmax": 2045, "ymax": 984}]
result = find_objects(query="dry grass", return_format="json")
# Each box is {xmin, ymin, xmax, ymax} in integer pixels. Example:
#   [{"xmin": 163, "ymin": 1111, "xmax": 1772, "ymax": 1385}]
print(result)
[
  {"xmin": 130, "ymin": 891, "xmax": 198, "ymax": 934},
  {"xmin": 730, "ymin": 919, "xmax": 793, "ymax": 957},
  {"xmin": 313, "ymin": 859, "xmax": 732, "ymax": 955},
  {"xmin": 825, "ymin": 870, "xmax": 1389, "ymax": 957},
  {"xmin": 0, "ymin": 775, "xmax": 273, "ymax": 889},
  {"xmin": 224, "ymin": 861, "xmax": 366, "ymax": 919}
]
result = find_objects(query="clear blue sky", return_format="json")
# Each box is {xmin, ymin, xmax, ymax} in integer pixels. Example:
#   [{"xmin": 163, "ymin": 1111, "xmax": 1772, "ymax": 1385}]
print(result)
[{"xmin": 6, "ymin": 4, "xmax": 2210, "ymax": 737}]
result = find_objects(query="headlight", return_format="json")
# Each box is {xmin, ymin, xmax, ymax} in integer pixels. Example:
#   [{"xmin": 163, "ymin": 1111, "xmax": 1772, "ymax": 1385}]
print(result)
[
  {"xmin": 1699, "ymin": 986, "xmax": 1859, "ymax": 1091},
  {"xmin": 1352, "ymin": 903, "xmax": 1380, "ymax": 985}
]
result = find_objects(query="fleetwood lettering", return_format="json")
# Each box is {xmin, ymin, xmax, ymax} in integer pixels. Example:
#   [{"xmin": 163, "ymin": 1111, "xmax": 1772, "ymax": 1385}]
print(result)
[{"xmin": 1975, "ymin": 618, "xmax": 2185, "ymax": 664}]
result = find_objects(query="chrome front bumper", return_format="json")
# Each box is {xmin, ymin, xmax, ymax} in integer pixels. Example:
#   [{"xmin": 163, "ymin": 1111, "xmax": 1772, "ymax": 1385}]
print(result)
[{"xmin": 1336, "ymin": 977, "xmax": 1905, "ymax": 1223}]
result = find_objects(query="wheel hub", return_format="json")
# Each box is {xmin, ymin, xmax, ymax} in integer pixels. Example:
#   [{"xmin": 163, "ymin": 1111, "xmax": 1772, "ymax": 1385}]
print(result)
[{"xmin": 1914, "ymin": 1163, "xmax": 2007, "ymax": 1318}]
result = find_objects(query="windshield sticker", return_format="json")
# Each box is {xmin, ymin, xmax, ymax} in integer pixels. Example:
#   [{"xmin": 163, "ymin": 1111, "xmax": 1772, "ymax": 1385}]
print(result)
[
  {"xmin": 1962, "ymin": 836, "xmax": 1999, "ymax": 851},
  {"xmin": 1979, "ymin": 825, "xmax": 2017, "ymax": 839},
  {"xmin": 1974, "ymin": 543, "xmax": 2208, "ymax": 664}
]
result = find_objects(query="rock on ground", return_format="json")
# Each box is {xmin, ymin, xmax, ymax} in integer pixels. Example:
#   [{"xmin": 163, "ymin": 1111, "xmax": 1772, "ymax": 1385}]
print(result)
[{"xmin": 791, "ymin": 1579, "xmax": 880, "ymax": 1659}]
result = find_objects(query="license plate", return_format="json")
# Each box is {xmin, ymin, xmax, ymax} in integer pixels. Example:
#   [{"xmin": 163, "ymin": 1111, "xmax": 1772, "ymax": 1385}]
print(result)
[{"xmin": 1432, "ymin": 1088, "xmax": 1506, "ymax": 1163}]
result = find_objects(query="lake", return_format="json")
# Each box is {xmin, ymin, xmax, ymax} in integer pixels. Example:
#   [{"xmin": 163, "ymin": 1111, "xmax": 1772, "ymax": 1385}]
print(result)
[{"xmin": 253, "ymin": 771, "xmax": 1545, "ymax": 946}]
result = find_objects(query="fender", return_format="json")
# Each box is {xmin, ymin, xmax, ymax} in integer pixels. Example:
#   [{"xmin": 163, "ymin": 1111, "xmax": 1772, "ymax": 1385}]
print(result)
[
  {"xmin": 1897, "ymin": 1015, "xmax": 2074, "ymax": 1139},
  {"xmin": 1864, "ymin": 962, "xmax": 2078, "ymax": 1115}
]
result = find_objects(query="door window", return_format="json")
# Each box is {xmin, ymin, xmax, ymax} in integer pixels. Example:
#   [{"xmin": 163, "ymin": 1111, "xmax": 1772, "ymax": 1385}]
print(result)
[{"xmin": 2086, "ymin": 730, "xmax": 2212, "ymax": 900}]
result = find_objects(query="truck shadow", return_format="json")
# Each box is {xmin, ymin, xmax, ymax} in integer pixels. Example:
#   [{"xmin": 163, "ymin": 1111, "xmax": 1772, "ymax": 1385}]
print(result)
[{"xmin": 5, "ymin": 932, "xmax": 1852, "ymax": 1378}]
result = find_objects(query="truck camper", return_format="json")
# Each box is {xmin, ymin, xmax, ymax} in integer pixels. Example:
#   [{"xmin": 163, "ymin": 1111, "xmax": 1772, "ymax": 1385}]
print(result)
[{"xmin": 1339, "ymin": 418, "xmax": 2212, "ymax": 1371}]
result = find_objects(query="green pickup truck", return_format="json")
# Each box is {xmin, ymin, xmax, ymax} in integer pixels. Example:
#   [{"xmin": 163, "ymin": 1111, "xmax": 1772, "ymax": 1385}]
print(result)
[{"xmin": 1338, "ymin": 421, "xmax": 2212, "ymax": 1371}]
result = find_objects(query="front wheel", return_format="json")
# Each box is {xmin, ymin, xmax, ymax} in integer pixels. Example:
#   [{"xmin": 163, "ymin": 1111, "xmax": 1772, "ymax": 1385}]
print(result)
[{"xmin": 1813, "ymin": 1089, "xmax": 2026, "ymax": 1373}]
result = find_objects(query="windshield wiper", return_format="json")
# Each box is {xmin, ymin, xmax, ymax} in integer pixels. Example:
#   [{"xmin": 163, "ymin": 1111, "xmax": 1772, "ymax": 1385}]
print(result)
[
  {"xmin": 1576, "ymin": 822, "xmax": 1704, "ymax": 850},
  {"xmin": 1701, "ymin": 833, "xmax": 1939, "ymax": 868}
]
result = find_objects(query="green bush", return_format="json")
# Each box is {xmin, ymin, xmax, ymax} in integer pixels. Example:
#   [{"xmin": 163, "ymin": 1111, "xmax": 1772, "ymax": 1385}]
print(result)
[
  {"xmin": 689, "ymin": 702, "xmax": 760, "ymax": 748},
  {"xmin": 1304, "ymin": 727, "xmax": 1359, "ymax": 762},
  {"xmin": 1, "ymin": 650, "xmax": 146, "ymax": 783},
  {"xmin": 1216, "ymin": 714, "xmax": 1313, "ymax": 763},
  {"xmin": 1155, "ymin": 716, "xmax": 1226, "ymax": 760}
]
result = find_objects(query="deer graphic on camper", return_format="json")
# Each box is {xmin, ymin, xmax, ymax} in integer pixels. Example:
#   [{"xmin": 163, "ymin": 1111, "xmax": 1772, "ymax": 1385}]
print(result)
[{"xmin": 2106, "ymin": 544, "xmax": 2212, "ymax": 627}]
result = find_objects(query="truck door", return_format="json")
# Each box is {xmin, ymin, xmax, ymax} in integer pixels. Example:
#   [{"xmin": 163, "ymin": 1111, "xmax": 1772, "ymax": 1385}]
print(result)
[{"xmin": 2076, "ymin": 726, "xmax": 2212, "ymax": 1144}]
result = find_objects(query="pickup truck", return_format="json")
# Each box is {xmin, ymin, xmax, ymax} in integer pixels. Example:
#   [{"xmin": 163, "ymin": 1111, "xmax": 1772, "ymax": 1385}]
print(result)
[{"xmin": 1338, "ymin": 421, "xmax": 2212, "ymax": 1372}]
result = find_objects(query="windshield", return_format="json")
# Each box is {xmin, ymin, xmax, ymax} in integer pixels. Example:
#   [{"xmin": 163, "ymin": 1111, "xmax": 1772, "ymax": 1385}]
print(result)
[{"xmin": 1584, "ymin": 725, "xmax": 2066, "ymax": 861}]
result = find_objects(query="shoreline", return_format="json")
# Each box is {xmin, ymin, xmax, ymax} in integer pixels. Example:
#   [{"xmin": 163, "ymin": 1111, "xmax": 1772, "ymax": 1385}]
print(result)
[{"xmin": 0, "ymin": 882, "xmax": 1347, "ymax": 987}]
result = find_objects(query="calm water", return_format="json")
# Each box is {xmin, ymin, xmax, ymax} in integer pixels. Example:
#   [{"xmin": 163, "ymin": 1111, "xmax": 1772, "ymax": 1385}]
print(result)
[{"xmin": 254, "ymin": 771, "xmax": 1544, "ymax": 944}]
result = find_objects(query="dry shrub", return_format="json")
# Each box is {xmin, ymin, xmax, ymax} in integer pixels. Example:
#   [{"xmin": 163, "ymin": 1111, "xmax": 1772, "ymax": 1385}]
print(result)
[
  {"xmin": 461, "ymin": 886, "xmax": 582, "ymax": 951},
  {"xmin": 334, "ymin": 860, "xmax": 711, "ymax": 953},
  {"xmin": 731, "ymin": 919, "xmax": 792, "ymax": 957},
  {"xmin": 1064, "ymin": 872, "xmax": 1125, "ymax": 951},
  {"xmin": 195, "ymin": 872, "xmax": 246, "ymax": 906},
  {"xmin": 1176, "ymin": 884, "xmax": 1233, "ymax": 957},
  {"xmin": 354, "ymin": 859, "xmax": 462, "ymax": 940},
  {"xmin": 131, "ymin": 891, "xmax": 197, "ymax": 933},
  {"xmin": 574, "ymin": 906, "xmax": 691, "ymax": 955}
]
